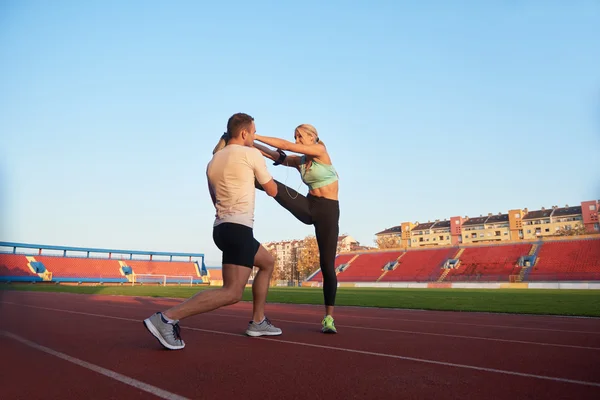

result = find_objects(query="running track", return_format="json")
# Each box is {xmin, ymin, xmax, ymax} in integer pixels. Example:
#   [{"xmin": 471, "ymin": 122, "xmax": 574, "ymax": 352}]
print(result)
[{"xmin": 1, "ymin": 291, "xmax": 600, "ymax": 399}]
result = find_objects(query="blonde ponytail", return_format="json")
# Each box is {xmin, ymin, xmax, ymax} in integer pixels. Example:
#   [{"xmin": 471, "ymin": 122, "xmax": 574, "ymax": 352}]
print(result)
[{"xmin": 295, "ymin": 124, "xmax": 324, "ymax": 146}]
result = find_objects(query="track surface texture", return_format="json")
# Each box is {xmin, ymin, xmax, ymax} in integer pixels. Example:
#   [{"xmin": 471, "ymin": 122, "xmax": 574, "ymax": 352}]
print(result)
[{"xmin": 1, "ymin": 291, "xmax": 600, "ymax": 399}]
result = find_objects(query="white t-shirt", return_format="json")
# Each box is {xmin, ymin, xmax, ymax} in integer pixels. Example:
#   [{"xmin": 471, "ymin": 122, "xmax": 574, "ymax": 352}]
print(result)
[{"xmin": 206, "ymin": 144, "xmax": 273, "ymax": 228}]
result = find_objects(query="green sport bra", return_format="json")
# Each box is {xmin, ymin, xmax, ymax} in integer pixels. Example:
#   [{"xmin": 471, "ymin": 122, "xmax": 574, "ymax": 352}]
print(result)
[{"xmin": 299, "ymin": 156, "xmax": 339, "ymax": 190}]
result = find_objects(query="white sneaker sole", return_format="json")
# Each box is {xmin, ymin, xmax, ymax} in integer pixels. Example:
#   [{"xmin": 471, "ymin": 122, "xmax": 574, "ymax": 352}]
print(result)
[
  {"xmin": 143, "ymin": 318, "xmax": 185, "ymax": 350},
  {"xmin": 245, "ymin": 329, "xmax": 283, "ymax": 337}
]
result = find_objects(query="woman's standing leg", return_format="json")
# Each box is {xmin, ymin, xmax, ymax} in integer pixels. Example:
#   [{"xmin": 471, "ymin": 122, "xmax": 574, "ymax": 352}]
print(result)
[{"xmin": 311, "ymin": 195, "xmax": 340, "ymax": 333}]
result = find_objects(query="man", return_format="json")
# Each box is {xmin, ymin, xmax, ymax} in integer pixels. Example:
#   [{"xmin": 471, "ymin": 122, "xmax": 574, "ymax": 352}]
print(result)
[{"xmin": 143, "ymin": 113, "xmax": 282, "ymax": 350}]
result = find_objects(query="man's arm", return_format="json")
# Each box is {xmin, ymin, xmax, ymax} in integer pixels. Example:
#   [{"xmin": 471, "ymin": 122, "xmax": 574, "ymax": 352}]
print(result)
[
  {"xmin": 208, "ymin": 181, "xmax": 216, "ymax": 205},
  {"xmin": 253, "ymin": 142, "xmax": 302, "ymax": 169},
  {"xmin": 250, "ymin": 149, "xmax": 278, "ymax": 197},
  {"xmin": 206, "ymin": 167, "xmax": 217, "ymax": 206},
  {"xmin": 253, "ymin": 142, "xmax": 278, "ymax": 160},
  {"xmin": 261, "ymin": 178, "xmax": 277, "ymax": 197}
]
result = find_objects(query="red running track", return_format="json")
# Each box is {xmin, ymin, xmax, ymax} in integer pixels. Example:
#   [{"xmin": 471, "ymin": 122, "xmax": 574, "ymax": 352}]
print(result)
[{"xmin": 1, "ymin": 291, "xmax": 600, "ymax": 399}]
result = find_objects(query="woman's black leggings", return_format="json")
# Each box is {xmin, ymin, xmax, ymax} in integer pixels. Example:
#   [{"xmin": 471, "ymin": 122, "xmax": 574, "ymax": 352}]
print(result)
[{"xmin": 258, "ymin": 179, "xmax": 340, "ymax": 306}]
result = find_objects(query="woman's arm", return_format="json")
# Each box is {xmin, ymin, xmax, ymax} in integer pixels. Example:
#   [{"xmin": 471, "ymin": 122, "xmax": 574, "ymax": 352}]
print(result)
[
  {"xmin": 255, "ymin": 134, "xmax": 325, "ymax": 157},
  {"xmin": 253, "ymin": 142, "xmax": 303, "ymax": 168}
]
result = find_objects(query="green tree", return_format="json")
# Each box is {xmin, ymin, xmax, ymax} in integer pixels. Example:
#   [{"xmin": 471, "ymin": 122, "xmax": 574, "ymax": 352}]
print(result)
[
  {"xmin": 553, "ymin": 224, "xmax": 588, "ymax": 237},
  {"xmin": 296, "ymin": 235, "xmax": 320, "ymax": 280},
  {"xmin": 375, "ymin": 235, "xmax": 402, "ymax": 249},
  {"xmin": 268, "ymin": 248, "xmax": 287, "ymax": 285}
]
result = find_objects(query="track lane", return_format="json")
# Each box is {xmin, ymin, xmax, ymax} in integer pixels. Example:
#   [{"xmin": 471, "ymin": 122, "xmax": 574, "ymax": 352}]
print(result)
[{"xmin": 1, "ymin": 291, "xmax": 600, "ymax": 400}]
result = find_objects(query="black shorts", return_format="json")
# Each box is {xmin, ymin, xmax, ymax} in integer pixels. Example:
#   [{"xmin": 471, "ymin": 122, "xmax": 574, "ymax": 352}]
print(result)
[{"xmin": 212, "ymin": 223, "xmax": 260, "ymax": 269}]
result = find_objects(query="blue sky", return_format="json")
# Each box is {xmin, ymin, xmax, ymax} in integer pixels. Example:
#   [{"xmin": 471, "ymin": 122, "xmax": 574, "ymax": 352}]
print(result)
[{"xmin": 1, "ymin": 1, "xmax": 599, "ymax": 266}]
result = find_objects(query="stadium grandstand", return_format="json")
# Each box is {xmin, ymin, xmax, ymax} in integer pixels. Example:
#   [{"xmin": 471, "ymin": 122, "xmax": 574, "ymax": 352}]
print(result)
[
  {"xmin": 305, "ymin": 199, "xmax": 600, "ymax": 288},
  {"xmin": 2, "ymin": 200, "xmax": 599, "ymax": 289},
  {"xmin": 0, "ymin": 242, "xmax": 209, "ymax": 286}
]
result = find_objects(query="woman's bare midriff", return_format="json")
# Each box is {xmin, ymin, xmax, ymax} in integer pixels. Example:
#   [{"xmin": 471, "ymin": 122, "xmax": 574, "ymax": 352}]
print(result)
[{"xmin": 309, "ymin": 180, "xmax": 339, "ymax": 201}]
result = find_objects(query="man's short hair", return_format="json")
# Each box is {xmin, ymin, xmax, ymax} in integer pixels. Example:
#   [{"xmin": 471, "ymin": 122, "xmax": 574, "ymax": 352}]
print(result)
[{"xmin": 227, "ymin": 113, "xmax": 254, "ymax": 138}]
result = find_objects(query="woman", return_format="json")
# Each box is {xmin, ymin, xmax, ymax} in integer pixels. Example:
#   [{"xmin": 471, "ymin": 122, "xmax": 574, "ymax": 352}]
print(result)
[{"xmin": 253, "ymin": 124, "xmax": 340, "ymax": 334}]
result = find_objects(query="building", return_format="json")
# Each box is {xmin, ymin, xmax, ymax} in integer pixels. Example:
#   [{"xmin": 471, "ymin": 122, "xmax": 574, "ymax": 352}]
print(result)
[
  {"xmin": 459, "ymin": 213, "xmax": 511, "ymax": 244},
  {"xmin": 264, "ymin": 235, "xmax": 361, "ymax": 273},
  {"xmin": 409, "ymin": 221, "xmax": 451, "ymax": 246},
  {"xmin": 263, "ymin": 239, "xmax": 301, "ymax": 269},
  {"xmin": 375, "ymin": 199, "xmax": 600, "ymax": 249},
  {"xmin": 521, "ymin": 205, "xmax": 587, "ymax": 239},
  {"xmin": 337, "ymin": 235, "xmax": 362, "ymax": 252}
]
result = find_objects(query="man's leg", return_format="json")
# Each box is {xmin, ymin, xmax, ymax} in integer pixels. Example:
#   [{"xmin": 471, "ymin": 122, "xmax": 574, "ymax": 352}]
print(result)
[
  {"xmin": 162, "ymin": 264, "xmax": 252, "ymax": 321},
  {"xmin": 163, "ymin": 222, "xmax": 255, "ymax": 320},
  {"xmin": 249, "ymin": 245, "xmax": 275, "ymax": 323},
  {"xmin": 143, "ymin": 264, "xmax": 251, "ymax": 350},
  {"xmin": 245, "ymin": 243, "xmax": 283, "ymax": 337}
]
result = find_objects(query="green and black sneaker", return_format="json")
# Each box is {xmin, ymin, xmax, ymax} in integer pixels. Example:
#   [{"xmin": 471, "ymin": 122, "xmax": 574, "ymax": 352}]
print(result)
[{"xmin": 321, "ymin": 315, "xmax": 337, "ymax": 334}]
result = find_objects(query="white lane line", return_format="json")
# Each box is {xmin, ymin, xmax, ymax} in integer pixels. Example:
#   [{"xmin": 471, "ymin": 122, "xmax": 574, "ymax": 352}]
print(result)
[
  {"xmin": 1, "ymin": 330, "xmax": 190, "ymax": 400},
  {"xmin": 225, "ymin": 315, "xmax": 600, "ymax": 351},
  {"xmin": 4, "ymin": 302, "xmax": 600, "ymax": 388},
  {"xmin": 31, "ymin": 301, "xmax": 597, "ymax": 351},
  {"xmin": 8, "ymin": 291, "xmax": 600, "ymax": 334},
  {"xmin": 260, "ymin": 336, "xmax": 600, "ymax": 389},
  {"xmin": 216, "ymin": 309, "xmax": 600, "ymax": 334}
]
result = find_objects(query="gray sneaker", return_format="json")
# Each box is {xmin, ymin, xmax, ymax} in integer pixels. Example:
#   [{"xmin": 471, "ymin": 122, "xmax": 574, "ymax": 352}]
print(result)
[
  {"xmin": 143, "ymin": 312, "xmax": 185, "ymax": 350},
  {"xmin": 245, "ymin": 317, "xmax": 282, "ymax": 337}
]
